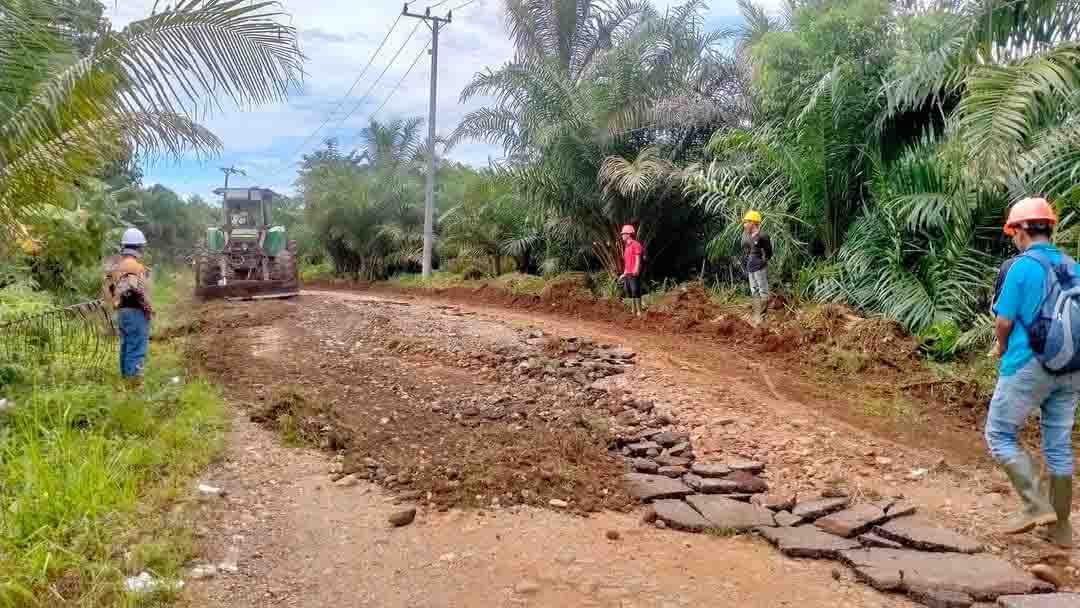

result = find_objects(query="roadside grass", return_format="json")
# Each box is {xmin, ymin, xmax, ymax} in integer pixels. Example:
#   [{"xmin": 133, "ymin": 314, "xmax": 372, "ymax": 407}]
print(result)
[
  {"xmin": 860, "ymin": 395, "xmax": 921, "ymax": 423},
  {"xmin": 387, "ymin": 271, "xmax": 479, "ymax": 290},
  {"xmin": 0, "ymin": 270, "xmax": 229, "ymax": 607},
  {"xmin": 299, "ymin": 260, "xmax": 334, "ymax": 283}
]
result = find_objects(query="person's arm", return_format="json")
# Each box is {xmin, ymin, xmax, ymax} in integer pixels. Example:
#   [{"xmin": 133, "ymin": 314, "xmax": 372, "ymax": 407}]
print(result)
[
  {"xmin": 102, "ymin": 274, "xmax": 114, "ymax": 309},
  {"xmin": 995, "ymin": 317, "xmax": 1013, "ymax": 357},
  {"xmin": 630, "ymin": 251, "xmax": 641, "ymax": 276},
  {"xmin": 762, "ymin": 234, "xmax": 773, "ymax": 261},
  {"xmin": 141, "ymin": 266, "xmax": 155, "ymax": 317},
  {"xmin": 992, "ymin": 259, "xmax": 1026, "ymax": 356}
]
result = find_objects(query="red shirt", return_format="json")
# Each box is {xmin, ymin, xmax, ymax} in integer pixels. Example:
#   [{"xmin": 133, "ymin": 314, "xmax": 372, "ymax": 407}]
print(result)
[{"xmin": 623, "ymin": 239, "xmax": 642, "ymax": 275}]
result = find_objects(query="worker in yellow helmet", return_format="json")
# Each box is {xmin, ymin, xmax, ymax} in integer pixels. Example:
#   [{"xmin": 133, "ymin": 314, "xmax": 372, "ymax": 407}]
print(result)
[{"xmin": 742, "ymin": 210, "xmax": 773, "ymax": 325}]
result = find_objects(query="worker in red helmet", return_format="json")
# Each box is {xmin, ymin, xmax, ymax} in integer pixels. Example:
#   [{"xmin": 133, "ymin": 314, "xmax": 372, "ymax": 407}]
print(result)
[
  {"xmin": 619, "ymin": 224, "xmax": 643, "ymax": 316},
  {"xmin": 987, "ymin": 197, "xmax": 1077, "ymax": 547}
]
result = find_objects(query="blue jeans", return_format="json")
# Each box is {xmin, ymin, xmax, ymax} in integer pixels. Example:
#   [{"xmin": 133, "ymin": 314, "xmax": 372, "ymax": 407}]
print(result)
[
  {"xmin": 985, "ymin": 358, "xmax": 1080, "ymax": 475},
  {"xmin": 118, "ymin": 308, "xmax": 149, "ymax": 378}
]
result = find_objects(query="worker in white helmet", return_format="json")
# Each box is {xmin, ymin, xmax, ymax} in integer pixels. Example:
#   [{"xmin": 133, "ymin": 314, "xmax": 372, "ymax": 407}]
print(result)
[{"xmin": 103, "ymin": 228, "xmax": 153, "ymax": 388}]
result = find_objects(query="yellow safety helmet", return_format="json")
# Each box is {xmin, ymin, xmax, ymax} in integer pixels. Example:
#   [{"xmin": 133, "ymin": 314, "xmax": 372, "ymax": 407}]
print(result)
[{"xmin": 743, "ymin": 210, "xmax": 762, "ymax": 223}]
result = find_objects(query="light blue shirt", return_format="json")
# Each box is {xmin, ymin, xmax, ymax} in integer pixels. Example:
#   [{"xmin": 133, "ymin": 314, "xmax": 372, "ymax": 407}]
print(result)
[{"xmin": 993, "ymin": 243, "xmax": 1065, "ymax": 376}]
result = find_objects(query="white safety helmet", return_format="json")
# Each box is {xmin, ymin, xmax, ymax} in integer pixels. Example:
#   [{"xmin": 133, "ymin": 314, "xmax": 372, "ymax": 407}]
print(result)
[{"xmin": 121, "ymin": 227, "xmax": 147, "ymax": 247}]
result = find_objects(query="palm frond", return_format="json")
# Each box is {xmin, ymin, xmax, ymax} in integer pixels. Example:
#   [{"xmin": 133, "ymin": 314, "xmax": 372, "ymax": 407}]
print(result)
[
  {"xmin": 0, "ymin": 0, "xmax": 302, "ymax": 232},
  {"xmin": 959, "ymin": 43, "xmax": 1080, "ymax": 167}
]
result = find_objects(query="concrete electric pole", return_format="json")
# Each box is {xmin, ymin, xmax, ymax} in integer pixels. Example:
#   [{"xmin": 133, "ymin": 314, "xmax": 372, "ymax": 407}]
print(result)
[
  {"xmin": 402, "ymin": 3, "xmax": 451, "ymax": 279},
  {"xmin": 220, "ymin": 165, "xmax": 246, "ymax": 190}
]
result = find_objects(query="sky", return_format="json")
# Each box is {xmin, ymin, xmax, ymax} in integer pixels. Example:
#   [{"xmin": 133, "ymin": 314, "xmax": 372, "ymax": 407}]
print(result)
[{"xmin": 108, "ymin": 0, "xmax": 777, "ymax": 201}]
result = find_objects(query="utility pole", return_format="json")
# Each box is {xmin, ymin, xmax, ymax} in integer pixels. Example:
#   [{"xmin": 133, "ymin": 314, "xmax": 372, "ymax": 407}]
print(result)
[
  {"xmin": 220, "ymin": 165, "xmax": 246, "ymax": 190},
  {"xmin": 403, "ymin": 3, "xmax": 451, "ymax": 278}
]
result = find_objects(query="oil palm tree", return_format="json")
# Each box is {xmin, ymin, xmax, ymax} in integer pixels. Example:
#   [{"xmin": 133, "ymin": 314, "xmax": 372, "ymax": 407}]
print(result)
[
  {"xmin": 503, "ymin": 0, "xmax": 653, "ymax": 83},
  {"xmin": 454, "ymin": 0, "xmax": 743, "ymax": 278},
  {"xmin": 0, "ymin": 0, "xmax": 303, "ymax": 235},
  {"xmin": 440, "ymin": 178, "xmax": 529, "ymax": 276},
  {"xmin": 356, "ymin": 117, "xmax": 426, "ymax": 173},
  {"xmin": 880, "ymin": 0, "xmax": 1080, "ymax": 197}
]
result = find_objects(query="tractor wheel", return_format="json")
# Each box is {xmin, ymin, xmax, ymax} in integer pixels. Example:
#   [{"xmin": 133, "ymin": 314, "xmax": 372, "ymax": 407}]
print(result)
[
  {"xmin": 195, "ymin": 247, "xmax": 216, "ymax": 288},
  {"xmin": 196, "ymin": 249, "xmax": 233, "ymax": 287},
  {"xmin": 271, "ymin": 249, "xmax": 298, "ymax": 284}
]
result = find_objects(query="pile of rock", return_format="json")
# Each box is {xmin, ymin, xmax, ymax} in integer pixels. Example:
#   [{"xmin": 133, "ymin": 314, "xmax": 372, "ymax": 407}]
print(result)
[{"xmin": 622, "ymin": 457, "xmax": 1071, "ymax": 608}]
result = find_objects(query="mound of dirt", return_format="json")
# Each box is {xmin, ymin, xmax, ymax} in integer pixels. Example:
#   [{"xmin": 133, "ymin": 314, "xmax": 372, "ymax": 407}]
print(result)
[
  {"xmin": 713, "ymin": 314, "xmax": 754, "ymax": 337},
  {"xmin": 539, "ymin": 272, "xmax": 593, "ymax": 300},
  {"xmin": 191, "ymin": 296, "xmax": 637, "ymax": 513},
  {"xmin": 835, "ymin": 316, "xmax": 918, "ymax": 361},
  {"xmin": 652, "ymin": 283, "xmax": 719, "ymax": 332},
  {"xmin": 197, "ymin": 301, "xmax": 295, "ymax": 330}
]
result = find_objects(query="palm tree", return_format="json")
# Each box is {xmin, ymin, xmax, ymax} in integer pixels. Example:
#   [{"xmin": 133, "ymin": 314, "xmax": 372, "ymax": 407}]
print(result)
[
  {"xmin": 440, "ymin": 171, "xmax": 530, "ymax": 275},
  {"xmin": 503, "ymin": 0, "xmax": 653, "ymax": 83},
  {"xmin": 0, "ymin": 0, "xmax": 302, "ymax": 235},
  {"xmin": 879, "ymin": 0, "xmax": 1080, "ymax": 197},
  {"xmin": 453, "ymin": 0, "xmax": 744, "ymax": 278},
  {"xmin": 356, "ymin": 117, "xmax": 426, "ymax": 173}
]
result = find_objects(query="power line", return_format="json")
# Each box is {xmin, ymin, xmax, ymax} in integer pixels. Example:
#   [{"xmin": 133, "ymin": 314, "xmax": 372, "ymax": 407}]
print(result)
[
  {"xmin": 371, "ymin": 38, "xmax": 432, "ymax": 119},
  {"xmin": 276, "ymin": 13, "xmax": 405, "ymax": 170},
  {"xmin": 366, "ymin": 0, "xmax": 481, "ymax": 123},
  {"xmin": 322, "ymin": 19, "xmax": 424, "ymax": 142}
]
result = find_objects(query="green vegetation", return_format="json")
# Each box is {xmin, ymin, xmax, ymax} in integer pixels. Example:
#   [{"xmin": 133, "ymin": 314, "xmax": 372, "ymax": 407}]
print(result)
[
  {"xmin": 1, "ymin": 0, "xmax": 302, "ymax": 300},
  {"xmin": 0, "ymin": 271, "xmax": 229, "ymax": 606},
  {"xmin": 0, "ymin": 0, "xmax": 303, "ymax": 604},
  {"xmin": 290, "ymin": 0, "xmax": 1080, "ymax": 359},
  {"xmin": 0, "ymin": 352, "xmax": 227, "ymax": 606}
]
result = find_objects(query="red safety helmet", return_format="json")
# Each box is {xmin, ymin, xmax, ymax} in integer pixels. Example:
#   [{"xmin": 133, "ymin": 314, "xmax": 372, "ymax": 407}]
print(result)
[
  {"xmin": 1004, "ymin": 197, "xmax": 1057, "ymax": 236},
  {"xmin": 620, "ymin": 224, "xmax": 635, "ymax": 235}
]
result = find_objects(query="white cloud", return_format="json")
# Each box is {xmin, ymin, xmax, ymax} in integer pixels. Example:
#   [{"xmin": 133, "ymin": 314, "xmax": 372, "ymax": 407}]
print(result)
[{"xmin": 113, "ymin": 0, "xmax": 758, "ymax": 199}]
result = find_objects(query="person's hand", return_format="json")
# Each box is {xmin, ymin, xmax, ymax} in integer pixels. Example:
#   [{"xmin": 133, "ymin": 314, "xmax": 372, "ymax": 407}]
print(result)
[{"xmin": 618, "ymin": 273, "xmax": 626, "ymax": 280}]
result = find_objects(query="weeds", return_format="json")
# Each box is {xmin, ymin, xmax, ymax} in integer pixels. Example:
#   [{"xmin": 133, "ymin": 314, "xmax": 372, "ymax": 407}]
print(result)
[
  {"xmin": 823, "ymin": 347, "xmax": 873, "ymax": 374},
  {"xmin": 0, "ymin": 271, "xmax": 228, "ymax": 606},
  {"xmin": 860, "ymin": 396, "xmax": 920, "ymax": 422},
  {"xmin": 299, "ymin": 261, "xmax": 334, "ymax": 283}
]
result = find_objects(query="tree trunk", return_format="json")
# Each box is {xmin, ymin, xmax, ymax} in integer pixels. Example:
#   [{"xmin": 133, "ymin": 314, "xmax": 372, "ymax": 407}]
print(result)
[{"xmin": 493, "ymin": 255, "xmax": 502, "ymax": 276}]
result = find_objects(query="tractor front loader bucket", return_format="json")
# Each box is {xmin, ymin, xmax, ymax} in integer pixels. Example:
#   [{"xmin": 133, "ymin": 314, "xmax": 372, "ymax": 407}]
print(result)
[{"xmin": 194, "ymin": 279, "xmax": 300, "ymax": 301}]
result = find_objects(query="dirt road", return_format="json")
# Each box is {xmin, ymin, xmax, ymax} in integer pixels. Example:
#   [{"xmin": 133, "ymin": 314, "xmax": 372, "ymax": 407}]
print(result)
[{"xmin": 180, "ymin": 289, "xmax": 1075, "ymax": 607}]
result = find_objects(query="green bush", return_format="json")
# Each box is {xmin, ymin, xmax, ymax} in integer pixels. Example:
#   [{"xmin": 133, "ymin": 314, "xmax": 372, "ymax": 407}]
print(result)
[
  {"xmin": 300, "ymin": 260, "xmax": 335, "ymax": 282},
  {"xmin": 919, "ymin": 320, "xmax": 963, "ymax": 362}
]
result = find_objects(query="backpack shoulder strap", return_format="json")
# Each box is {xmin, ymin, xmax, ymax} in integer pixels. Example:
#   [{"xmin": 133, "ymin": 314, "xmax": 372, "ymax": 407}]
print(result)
[
  {"xmin": 994, "ymin": 254, "xmax": 1025, "ymax": 305},
  {"xmin": 1005, "ymin": 251, "xmax": 1056, "ymax": 331}
]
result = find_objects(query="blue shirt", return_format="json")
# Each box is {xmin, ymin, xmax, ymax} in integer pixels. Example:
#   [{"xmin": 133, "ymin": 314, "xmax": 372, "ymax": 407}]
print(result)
[{"xmin": 993, "ymin": 243, "xmax": 1064, "ymax": 376}]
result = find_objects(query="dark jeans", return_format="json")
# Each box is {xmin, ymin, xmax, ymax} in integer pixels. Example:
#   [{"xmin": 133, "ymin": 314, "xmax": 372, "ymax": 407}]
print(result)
[
  {"xmin": 118, "ymin": 308, "xmax": 149, "ymax": 378},
  {"xmin": 623, "ymin": 276, "xmax": 641, "ymax": 298}
]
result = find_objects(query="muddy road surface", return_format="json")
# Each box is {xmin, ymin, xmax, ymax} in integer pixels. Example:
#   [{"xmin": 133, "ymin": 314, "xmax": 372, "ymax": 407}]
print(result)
[{"xmin": 181, "ymin": 289, "xmax": 1075, "ymax": 607}]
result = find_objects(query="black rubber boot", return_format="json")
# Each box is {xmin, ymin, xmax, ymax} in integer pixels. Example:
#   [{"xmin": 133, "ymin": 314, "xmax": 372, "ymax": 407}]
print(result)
[{"xmin": 1001, "ymin": 453, "xmax": 1057, "ymax": 534}]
